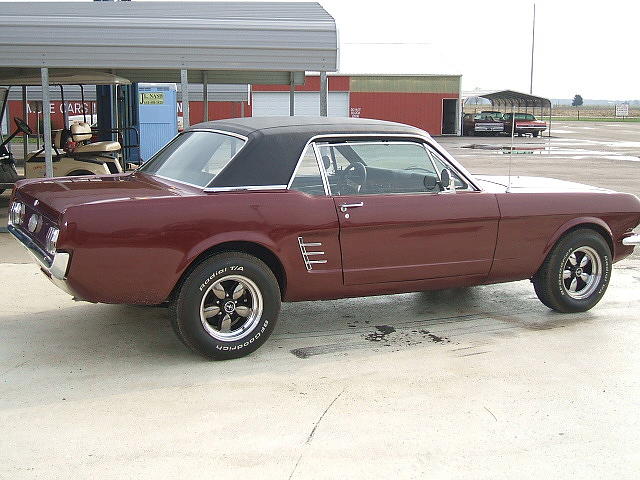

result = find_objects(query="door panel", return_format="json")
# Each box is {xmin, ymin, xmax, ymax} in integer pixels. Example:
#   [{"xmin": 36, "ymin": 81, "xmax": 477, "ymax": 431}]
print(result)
[{"xmin": 335, "ymin": 191, "xmax": 500, "ymax": 285}]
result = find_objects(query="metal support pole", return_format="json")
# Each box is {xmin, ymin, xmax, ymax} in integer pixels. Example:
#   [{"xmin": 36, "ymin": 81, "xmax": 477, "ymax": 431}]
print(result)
[
  {"xmin": 21, "ymin": 86, "xmax": 28, "ymax": 160},
  {"xmin": 112, "ymin": 85, "xmax": 119, "ymax": 142},
  {"xmin": 40, "ymin": 67, "xmax": 53, "ymax": 178},
  {"xmin": 319, "ymin": 71, "xmax": 328, "ymax": 117},
  {"xmin": 507, "ymin": 103, "xmax": 515, "ymax": 193},
  {"xmin": 530, "ymin": 3, "xmax": 536, "ymax": 94},
  {"xmin": 289, "ymin": 72, "xmax": 295, "ymax": 116},
  {"xmin": 60, "ymin": 85, "xmax": 69, "ymax": 128},
  {"xmin": 181, "ymin": 69, "xmax": 190, "ymax": 129},
  {"xmin": 202, "ymin": 70, "xmax": 209, "ymax": 122},
  {"xmin": 80, "ymin": 85, "xmax": 87, "ymax": 123}
]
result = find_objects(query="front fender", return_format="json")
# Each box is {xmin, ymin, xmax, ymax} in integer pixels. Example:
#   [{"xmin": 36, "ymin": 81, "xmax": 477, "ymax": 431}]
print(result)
[{"xmin": 538, "ymin": 216, "xmax": 613, "ymax": 269}]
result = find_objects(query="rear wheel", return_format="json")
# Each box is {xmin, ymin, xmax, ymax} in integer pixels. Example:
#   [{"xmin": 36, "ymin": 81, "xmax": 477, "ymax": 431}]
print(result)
[
  {"xmin": 171, "ymin": 252, "xmax": 281, "ymax": 359},
  {"xmin": 532, "ymin": 229, "xmax": 611, "ymax": 312}
]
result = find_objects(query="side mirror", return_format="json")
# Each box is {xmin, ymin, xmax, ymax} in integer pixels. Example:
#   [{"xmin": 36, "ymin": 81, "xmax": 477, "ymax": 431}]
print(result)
[
  {"xmin": 439, "ymin": 168, "xmax": 455, "ymax": 191},
  {"xmin": 423, "ymin": 175, "xmax": 437, "ymax": 191}
]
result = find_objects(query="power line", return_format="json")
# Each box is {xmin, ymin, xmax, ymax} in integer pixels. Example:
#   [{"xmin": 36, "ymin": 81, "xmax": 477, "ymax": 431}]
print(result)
[{"xmin": 343, "ymin": 42, "xmax": 431, "ymax": 45}]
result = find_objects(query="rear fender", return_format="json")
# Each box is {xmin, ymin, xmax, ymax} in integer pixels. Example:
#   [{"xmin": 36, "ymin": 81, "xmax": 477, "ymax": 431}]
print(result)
[{"xmin": 178, "ymin": 231, "xmax": 284, "ymax": 277}]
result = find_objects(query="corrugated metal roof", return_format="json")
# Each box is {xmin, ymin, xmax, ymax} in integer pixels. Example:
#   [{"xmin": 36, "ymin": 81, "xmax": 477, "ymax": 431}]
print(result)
[
  {"xmin": 478, "ymin": 90, "xmax": 551, "ymax": 109},
  {"xmin": 0, "ymin": 1, "xmax": 337, "ymax": 80}
]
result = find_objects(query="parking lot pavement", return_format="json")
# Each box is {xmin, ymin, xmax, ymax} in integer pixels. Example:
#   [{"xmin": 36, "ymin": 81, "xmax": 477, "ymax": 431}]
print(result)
[
  {"xmin": 1, "ymin": 121, "xmax": 639, "ymax": 478},
  {"xmin": 0, "ymin": 257, "xmax": 639, "ymax": 479},
  {"xmin": 439, "ymin": 121, "xmax": 640, "ymax": 200}
]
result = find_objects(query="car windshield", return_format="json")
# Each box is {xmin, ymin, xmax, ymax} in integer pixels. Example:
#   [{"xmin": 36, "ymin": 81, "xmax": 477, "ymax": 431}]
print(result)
[
  {"xmin": 513, "ymin": 113, "xmax": 535, "ymax": 120},
  {"xmin": 139, "ymin": 131, "xmax": 245, "ymax": 187}
]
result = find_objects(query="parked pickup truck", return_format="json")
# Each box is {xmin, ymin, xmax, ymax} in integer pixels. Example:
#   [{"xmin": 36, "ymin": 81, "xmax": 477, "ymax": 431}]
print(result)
[
  {"xmin": 503, "ymin": 113, "xmax": 547, "ymax": 137},
  {"xmin": 462, "ymin": 112, "xmax": 504, "ymax": 136}
]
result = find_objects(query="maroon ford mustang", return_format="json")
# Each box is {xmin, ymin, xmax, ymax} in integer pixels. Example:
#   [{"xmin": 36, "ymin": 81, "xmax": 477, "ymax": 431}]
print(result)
[{"xmin": 8, "ymin": 117, "xmax": 640, "ymax": 359}]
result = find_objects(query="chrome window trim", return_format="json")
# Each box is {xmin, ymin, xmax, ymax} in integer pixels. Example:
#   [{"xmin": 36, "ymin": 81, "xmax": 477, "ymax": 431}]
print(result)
[
  {"xmin": 188, "ymin": 128, "xmax": 249, "ymax": 142},
  {"xmin": 314, "ymin": 140, "xmax": 431, "ymax": 147},
  {"xmin": 423, "ymin": 144, "xmax": 475, "ymax": 192},
  {"xmin": 140, "ymin": 129, "xmax": 249, "ymax": 190},
  {"xmin": 286, "ymin": 143, "xmax": 327, "ymax": 195},
  {"xmin": 204, "ymin": 185, "xmax": 287, "ymax": 193},
  {"xmin": 312, "ymin": 143, "xmax": 331, "ymax": 196},
  {"xmin": 315, "ymin": 140, "xmax": 442, "ymax": 197},
  {"xmin": 284, "ymin": 133, "xmax": 481, "ymax": 193}
]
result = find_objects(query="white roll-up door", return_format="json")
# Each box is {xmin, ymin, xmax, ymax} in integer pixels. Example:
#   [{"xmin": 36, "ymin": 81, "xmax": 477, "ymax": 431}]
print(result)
[{"xmin": 252, "ymin": 91, "xmax": 349, "ymax": 117}]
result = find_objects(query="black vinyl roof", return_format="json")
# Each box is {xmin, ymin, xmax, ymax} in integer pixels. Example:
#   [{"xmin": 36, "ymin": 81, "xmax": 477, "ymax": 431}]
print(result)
[{"xmin": 191, "ymin": 117, "xmax": 428, "ymax": 187}]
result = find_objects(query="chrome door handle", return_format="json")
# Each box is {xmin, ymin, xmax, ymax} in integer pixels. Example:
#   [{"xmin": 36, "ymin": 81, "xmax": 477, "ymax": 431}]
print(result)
[{"xmin": 340, "ymin": 202, "xmax": 364, "ymax": 212}]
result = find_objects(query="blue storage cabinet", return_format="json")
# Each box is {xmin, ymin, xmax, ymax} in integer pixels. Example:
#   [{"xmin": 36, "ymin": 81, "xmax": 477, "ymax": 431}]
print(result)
[{"xmin": 138, "ymin": 83, "xmax": 177, "ymax": 162}]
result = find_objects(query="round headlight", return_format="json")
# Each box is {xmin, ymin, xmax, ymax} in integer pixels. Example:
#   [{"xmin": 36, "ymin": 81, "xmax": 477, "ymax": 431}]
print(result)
[
  {"xmin": 45, "ymin": 227, "xmax": 59, "ymax": 255},
  {"xmin": 9, "ymin": 202, "xmax": 25, "ymax": 226}
]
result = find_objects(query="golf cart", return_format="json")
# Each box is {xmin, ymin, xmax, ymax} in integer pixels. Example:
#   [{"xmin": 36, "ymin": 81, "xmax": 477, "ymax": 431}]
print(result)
[{"xmin": 0, "ymin": 71, "xmax": 135, "ymax": 193}]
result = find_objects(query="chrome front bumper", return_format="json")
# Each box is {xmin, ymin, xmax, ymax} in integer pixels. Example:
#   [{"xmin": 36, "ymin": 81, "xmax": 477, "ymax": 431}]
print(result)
[
  {"xmin": 622, "ymin": 233, "xmax": 640, "ymax": 246},
  {"xmin": 8, "ymin": 224, "xmax": 70, "ymax": 282}
]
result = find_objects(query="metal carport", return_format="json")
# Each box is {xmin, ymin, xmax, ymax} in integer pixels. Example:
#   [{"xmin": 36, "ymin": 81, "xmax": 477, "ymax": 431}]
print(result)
[
  {"xmin": 465, "ymin": 89, "xmax": 552, "ymax": 137},
  {"xmin": 0, "ymin": 1, "xmax": 338, "ymax": 176}
]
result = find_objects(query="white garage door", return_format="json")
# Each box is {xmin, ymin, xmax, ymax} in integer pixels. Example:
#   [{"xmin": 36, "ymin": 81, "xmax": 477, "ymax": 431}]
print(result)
[{"xmin": 252, "ymin": 91, "xmax": 349, "ymax": 117}]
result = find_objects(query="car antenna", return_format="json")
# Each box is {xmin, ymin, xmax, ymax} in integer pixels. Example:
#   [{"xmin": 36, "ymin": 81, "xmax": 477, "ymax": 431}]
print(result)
[{"xmin": 507, "ymin": 103, "xmax": 515, "ymax": 193}]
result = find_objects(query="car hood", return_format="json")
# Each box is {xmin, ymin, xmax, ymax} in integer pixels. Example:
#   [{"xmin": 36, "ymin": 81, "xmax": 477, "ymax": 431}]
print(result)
[
  {"xmin": 14, "ymin": 172, "xmax": 197, "ymax": 220},
  {"xmin": 474, "ymin": 175, "xmax": 614, "ymax": 194}
]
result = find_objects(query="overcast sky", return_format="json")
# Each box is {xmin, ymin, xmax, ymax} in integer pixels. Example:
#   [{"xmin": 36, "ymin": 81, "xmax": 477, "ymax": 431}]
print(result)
[{"xmin": 6, "ymin": 0, "xmax": 639, "ymax": 100}]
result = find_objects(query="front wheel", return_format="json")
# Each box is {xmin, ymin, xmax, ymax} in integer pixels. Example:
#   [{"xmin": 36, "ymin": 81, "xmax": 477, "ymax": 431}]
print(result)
[
  {"xmin": 532, "ymin": 229, "xmax": 611, "ymax": 313},
  {"xmin": 171, "ymin": 252, "xmax": 281, "ymax": 359}
]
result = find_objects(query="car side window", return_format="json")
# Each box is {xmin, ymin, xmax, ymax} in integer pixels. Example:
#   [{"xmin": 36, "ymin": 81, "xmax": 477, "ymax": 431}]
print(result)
[
  {"xmin": 289, "ymin": 145, "xmax": 326, "ymax": 195},
  {"xmin": 425, "ymin": 146, "xmax": 469, "ymax": 190},
  {"xmin": 316, "ymin": 141, "xmax": 440, "ymax": 196}
]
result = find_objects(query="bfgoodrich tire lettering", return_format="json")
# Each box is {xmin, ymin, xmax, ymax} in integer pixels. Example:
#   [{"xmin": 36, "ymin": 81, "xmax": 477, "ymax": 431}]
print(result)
[
  {"xmin": 171, "ymin": 252, "xmax": 281, "ymax": 359},
  {"xmin": 532, "ymin": 229, "xmax": 611, "ymax": 313}
]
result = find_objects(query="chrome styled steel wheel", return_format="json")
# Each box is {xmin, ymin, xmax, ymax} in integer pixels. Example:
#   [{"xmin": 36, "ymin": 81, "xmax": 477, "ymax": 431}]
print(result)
[
  {"xmin": 171, "ymin": 252, "xmax": 281, "ymax": 359},
  {"xmin": 200, "ymin": 275, "xmax": 263, "ymax": 341},
  {"xmin": 561, "ymin": 246, "xmax": 602, "ymax": 300},
  {"xmin": 532, "ymin": 229, "xmax": 611, "ymax": 313}
]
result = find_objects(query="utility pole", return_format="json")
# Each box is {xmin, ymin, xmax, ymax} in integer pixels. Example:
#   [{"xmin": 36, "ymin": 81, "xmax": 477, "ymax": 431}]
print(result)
[{"xmin": 530, "ymin": 3, "xmax": 536, "ymax": 94}]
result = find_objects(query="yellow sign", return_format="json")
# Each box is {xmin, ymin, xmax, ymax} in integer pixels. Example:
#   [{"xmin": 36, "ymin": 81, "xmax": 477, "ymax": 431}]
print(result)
[{"xmin": 140, "ymin": 92, "xmax": 165, "ymax": 105}]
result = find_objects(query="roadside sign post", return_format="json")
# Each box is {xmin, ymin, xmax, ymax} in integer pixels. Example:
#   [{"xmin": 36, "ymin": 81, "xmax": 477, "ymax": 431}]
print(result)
[{"xmin": 615, "ymin": 104, "xmax": 629, "ymax": 119}]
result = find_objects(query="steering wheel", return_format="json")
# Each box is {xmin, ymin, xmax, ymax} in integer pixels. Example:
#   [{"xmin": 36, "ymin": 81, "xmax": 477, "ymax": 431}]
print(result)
[
  {"xmin": 14, "ymin": 117, "xmax": 33, "ymax": 135},
  {"xmin": 341, "ymin": 162, "xmax": 367, "ymax": 194}
]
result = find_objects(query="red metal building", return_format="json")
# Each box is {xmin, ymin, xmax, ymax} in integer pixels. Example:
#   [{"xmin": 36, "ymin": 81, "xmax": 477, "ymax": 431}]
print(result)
[
  {"xmin": 252, "ymin": 74, "xmax": 462, "ymax": 135},
  {"xmin": 6, "ymin": 74, "xmax": 462, "ymax": 136}
]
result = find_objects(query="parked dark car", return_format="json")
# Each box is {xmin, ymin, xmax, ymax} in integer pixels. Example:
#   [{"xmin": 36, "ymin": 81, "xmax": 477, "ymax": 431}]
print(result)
[
  {"xmin": 463, "ymin": 112, "xmax": 504, "ymax": 136},
  {"xmin": 503, "ymin": 112, "xmax": 547, "ymax": 136},
  {"xmin": 8, "ymin": 117, "xmax": 640, "ymax": 359}
]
